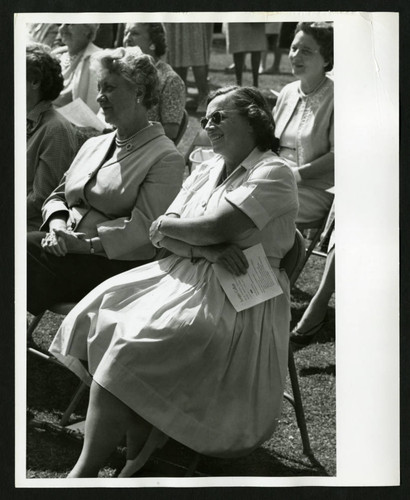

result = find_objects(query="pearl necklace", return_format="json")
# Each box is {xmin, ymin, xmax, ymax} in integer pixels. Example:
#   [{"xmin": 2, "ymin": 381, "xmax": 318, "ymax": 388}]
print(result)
[{"xmin": 115, "ymin": 123, "xmax": 152, "ymax": 151}]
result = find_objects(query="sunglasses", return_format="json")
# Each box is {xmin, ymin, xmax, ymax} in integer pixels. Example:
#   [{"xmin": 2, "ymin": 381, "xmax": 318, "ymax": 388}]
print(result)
[{"xmin": 200, "ymin": 110, "xmax": 229, "ymax": 129}]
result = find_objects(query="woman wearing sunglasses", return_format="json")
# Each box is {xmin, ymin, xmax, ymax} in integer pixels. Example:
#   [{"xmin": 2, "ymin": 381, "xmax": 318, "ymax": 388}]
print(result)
[
  {"xmin": 273, "ymin": 22, "xmax": 334, "ymax": 224},
  {"xmin": 49, "ymin": 86, "xmax": 298, "ymax": 477}
]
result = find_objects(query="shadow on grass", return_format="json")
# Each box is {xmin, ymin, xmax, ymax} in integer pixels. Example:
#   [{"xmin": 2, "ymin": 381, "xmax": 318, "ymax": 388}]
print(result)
[
  {"xmin": 27, "ymin": 355, "xmax": 89, "ymax": 417},
  {"xmin": 300, "ymin": 364, "xmax": 336, "ymax": 377},
  {"xmin": 26, "ymin": 425, "xmax": 329, "ymax": 479}
]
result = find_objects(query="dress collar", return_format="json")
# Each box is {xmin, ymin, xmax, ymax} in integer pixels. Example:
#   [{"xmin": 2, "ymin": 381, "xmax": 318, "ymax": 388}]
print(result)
[
  {"xmin": 27, "ymin": 100, "xmax": 52, "ymax": 123},
  {"xmin": 239, "ymin": 147, "xmax": 274, "ymax": 170}
]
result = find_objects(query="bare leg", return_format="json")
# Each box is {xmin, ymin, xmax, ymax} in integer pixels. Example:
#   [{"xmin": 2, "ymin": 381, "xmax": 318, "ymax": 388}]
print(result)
[
  {"xmin": 233, "ymin": 52, "xmax": 246, "ymax": 86},
  {"xmin": 174, "ymin": 66, "xmax": 188, "ymax": 86},
  {"xmin": 192, "ymin": 65, "xmax": 209, "ymax": 112},
  {"xmin": 250, "ymin": 51, "xmax": 262, "ymax": 87},
  {"xmin": 259, "ymin": 50, "xmax": 269, "ymax": 73},
  {"xmin": 295, "ymin": 248, "xmax": 335, "ymax": 332},
  {"xmin": 271, "ymin": 47, "xmax": 282, "ymax": 73},
  {"xmin": 68, "ymin": 381, "xmax": 151, "ymax": 478}
]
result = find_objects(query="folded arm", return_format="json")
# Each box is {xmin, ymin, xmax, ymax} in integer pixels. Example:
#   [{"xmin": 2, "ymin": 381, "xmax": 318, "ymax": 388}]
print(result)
[{"xmin": 151, "ymin": 199, "xmax": 256, "ymax": 247}]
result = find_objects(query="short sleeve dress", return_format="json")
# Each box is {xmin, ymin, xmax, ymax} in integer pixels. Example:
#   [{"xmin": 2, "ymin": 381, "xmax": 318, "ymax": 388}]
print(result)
[{"xmin": 50, "ymin": 148, "xmax": 298, "ymax": 458}]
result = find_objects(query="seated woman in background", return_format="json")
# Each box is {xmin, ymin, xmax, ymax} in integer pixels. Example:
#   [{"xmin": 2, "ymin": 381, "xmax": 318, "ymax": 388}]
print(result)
[
  {"xmin": 26, "ymin": 23, "xmax": 60, "ymax": 49},
  {"xmin": 273, "ymin": 22, "xmax": 334, "ymax": 224},
  {"xmin": 27, "ymin": 47, "xmax": 185, "ymax": 316},
  {"xmin": 123, "ymin": 22, "xmax": 186, "ymax": 141},
  {"xmin": 26, "ymin": 43, "xmax": 78, "ymax": 232},
  {"xmin": 52, "ymin": 24, "xmax": 101, "ymax": 113},
  {"xmin": 49, "ymin": 86, "xmax": 298, "ymax": 478}
]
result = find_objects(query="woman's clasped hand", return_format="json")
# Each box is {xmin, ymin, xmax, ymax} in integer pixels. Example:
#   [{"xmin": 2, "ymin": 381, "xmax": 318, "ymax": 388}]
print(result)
[{"xmin": 40, "ymin": 228, "xmax": 87, "ymax": 256}]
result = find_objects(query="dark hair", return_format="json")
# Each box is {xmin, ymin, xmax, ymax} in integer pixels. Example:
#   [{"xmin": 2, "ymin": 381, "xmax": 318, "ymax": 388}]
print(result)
[
  {"xmin": 26, "ymin": 42, "xmax": 64, "ymax": 101},
  {"xmin": 92, "ymin": 47, "xmax": 159, "ymax": 109},
  {"xmin": 145, "ymin": 23, "xmax": 167, "ymax": 58},
  {"xmin": 207, "ymin": 86, "xmax": 279, "ymax": 152},
  {"xmin": 295, "ymin": 22, "xmax": 334, "ymax": 71}
]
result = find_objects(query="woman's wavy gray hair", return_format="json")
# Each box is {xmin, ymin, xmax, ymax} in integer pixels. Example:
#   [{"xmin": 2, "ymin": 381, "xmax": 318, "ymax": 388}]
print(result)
[{"xmin": 91, "ymin": 47, "xmax": 159, "ymax": 109}]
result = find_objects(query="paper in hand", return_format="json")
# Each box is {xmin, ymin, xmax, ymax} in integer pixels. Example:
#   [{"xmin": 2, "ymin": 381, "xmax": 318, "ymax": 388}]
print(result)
[
  {"xmin": 212, "ymin": 243, "xmax": 283, "ymax": 312},
  {"xmin": 56, "ymin": 98, "xmax": 106, "ymax": 132}
]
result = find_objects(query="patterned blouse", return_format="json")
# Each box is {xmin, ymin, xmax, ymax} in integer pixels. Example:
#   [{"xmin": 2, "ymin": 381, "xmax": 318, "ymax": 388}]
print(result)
[{"xmin": 147, "ymin": 59, "xmax": 186, "ymax": 128}]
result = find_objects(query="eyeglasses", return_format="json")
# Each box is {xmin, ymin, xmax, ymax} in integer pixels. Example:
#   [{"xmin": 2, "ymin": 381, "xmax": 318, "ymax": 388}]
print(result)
[{"xmin": 200, "ymin": 110, "xmax": 229, "ymax": 129}]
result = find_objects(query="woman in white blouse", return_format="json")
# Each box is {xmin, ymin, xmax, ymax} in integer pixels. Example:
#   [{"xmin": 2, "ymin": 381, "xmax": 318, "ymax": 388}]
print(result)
[
  {"xmin": 52, "ymin": 23, "xmax": 101, "ymax": 113},
  {"xmin": 273, "ymin": 22, "xmax": 334, "ymax": 224}
]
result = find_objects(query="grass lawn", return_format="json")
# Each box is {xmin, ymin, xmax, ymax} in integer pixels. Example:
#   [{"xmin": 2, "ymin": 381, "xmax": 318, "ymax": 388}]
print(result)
[{"xmin": 25, "ymin": 35, "xmax": 336, "ymax": 479}]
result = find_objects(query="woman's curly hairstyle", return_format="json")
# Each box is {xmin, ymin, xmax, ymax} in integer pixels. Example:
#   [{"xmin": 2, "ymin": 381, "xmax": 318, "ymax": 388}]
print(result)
[
  {"xmin": 26, "ymin": 42, "xmax": 64, "ymax": 101},
  {"xmin": 145, "ymin": 23, "xmax": 167, "ymax": 58},
  {"xmin": 207, "ymin": 86, "xmax": 279, "ymax": 153},
  {"xmin": 295, "ymin": 22, "xmax": 334, "ymax": 72},
  {"xmin": 91, "ymin": 47, "xmax": 159, "ymax": 109}
]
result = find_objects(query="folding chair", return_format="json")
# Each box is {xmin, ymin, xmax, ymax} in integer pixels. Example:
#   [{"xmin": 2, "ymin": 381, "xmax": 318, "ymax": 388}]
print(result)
[
  {"xmin": 184, "ymin": 230, "xmax": 314, "ymax": 476},
  {"xmin": 28, "ymin": 233, "xmax": 314, "ymax": 472},
  {"xmin": 184, "ymin": 129, "xmax": 213, "ymax": 174},
  {"xmin": 311, "ymin": 199, "xmax": 335, "ymax": 259},
  {"xmin": 173, "ymin": 109, "xmax": 189, "ymax": 146},
  {"xmin": 28, "ymin": 302, "xmax": 87, "ymax": 427}
]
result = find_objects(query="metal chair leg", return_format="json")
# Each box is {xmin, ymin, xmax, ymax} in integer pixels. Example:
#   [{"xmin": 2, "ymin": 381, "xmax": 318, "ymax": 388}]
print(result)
[
  {"xmin": 185, "ymin": 452, "xmax": 201, "ymax": 476},
  {"xmin": 287, "ymin": 345, "xmax": 313, "ymax": 458},
  {"xmin": 59, "ymin": 381, "xmax": 88, "ymax": 426}
]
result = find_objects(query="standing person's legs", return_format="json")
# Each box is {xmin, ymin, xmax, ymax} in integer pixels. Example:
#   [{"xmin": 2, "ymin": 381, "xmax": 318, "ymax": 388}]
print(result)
[
  {"xmin": 174, "ymin": 66, "xmax": 189, "ymax": 85},
  {"xmin": 250, "ymin": 51, "xmax": 262, "ymax": 87},
  {"xmin": 192, "ymin": 65, "xmax": 209, "ymax": 112},
  {"xmin": 271, "ymin": 45, "xmax": 283, "ymax": 73},
  {"xmin": 233, "ymin": 52, "xmax": 246, "ymax": 86}
]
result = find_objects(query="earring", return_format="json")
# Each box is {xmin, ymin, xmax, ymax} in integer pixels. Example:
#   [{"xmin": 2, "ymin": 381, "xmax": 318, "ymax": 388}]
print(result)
[{"xmin": 149, "ymin": 44, "xmax": 155, "ymax": 51}]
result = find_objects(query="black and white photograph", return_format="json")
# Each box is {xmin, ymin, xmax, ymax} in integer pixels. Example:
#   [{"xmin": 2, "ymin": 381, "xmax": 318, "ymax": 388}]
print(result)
[{"xmin": 13, "ymin": 10, "xmax": 399, "ymax": 489}]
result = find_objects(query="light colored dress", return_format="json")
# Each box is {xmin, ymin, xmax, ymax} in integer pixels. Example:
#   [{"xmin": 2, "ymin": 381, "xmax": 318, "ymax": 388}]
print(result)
[
  {"xmin": 225, "ymin": 23, "xmax": 267, "ymax": 54},
  {"xmin": 164, "ymin": 23, "xmax": 213, "ymax": 68},
  {"xmin": 273, "ymin": 76, "xmax": 334, "ymax": 224},
  {"xmin": 50, "ymin": 148, "xmax": 298, "ymax": 457},
  {"xmin": 53, "ymin": 42, "xmax": 101, "ymax": 114}
]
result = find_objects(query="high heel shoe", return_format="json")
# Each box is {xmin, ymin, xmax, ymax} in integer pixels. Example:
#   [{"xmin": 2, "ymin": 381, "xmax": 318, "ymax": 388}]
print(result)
[
  {"xmin": 118, "ymin": 427, "xmax": 169, "ymax": 477},
  {"xmin": 290, "ymin": 319, "xmax": 327, "ymax": 347}
]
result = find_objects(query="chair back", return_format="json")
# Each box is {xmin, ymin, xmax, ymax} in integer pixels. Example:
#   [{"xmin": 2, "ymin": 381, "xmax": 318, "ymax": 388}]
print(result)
[
  {"xmin": 184, "ymin": 129, "xmax": 212, "ymax": 171},
  {"xmin": 280, "ymin": 229, "xmax": 306, "ymax": 287},
  {"xmin": 174, "ymin": 109, "xmax": 189, "ymax": 146}
]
